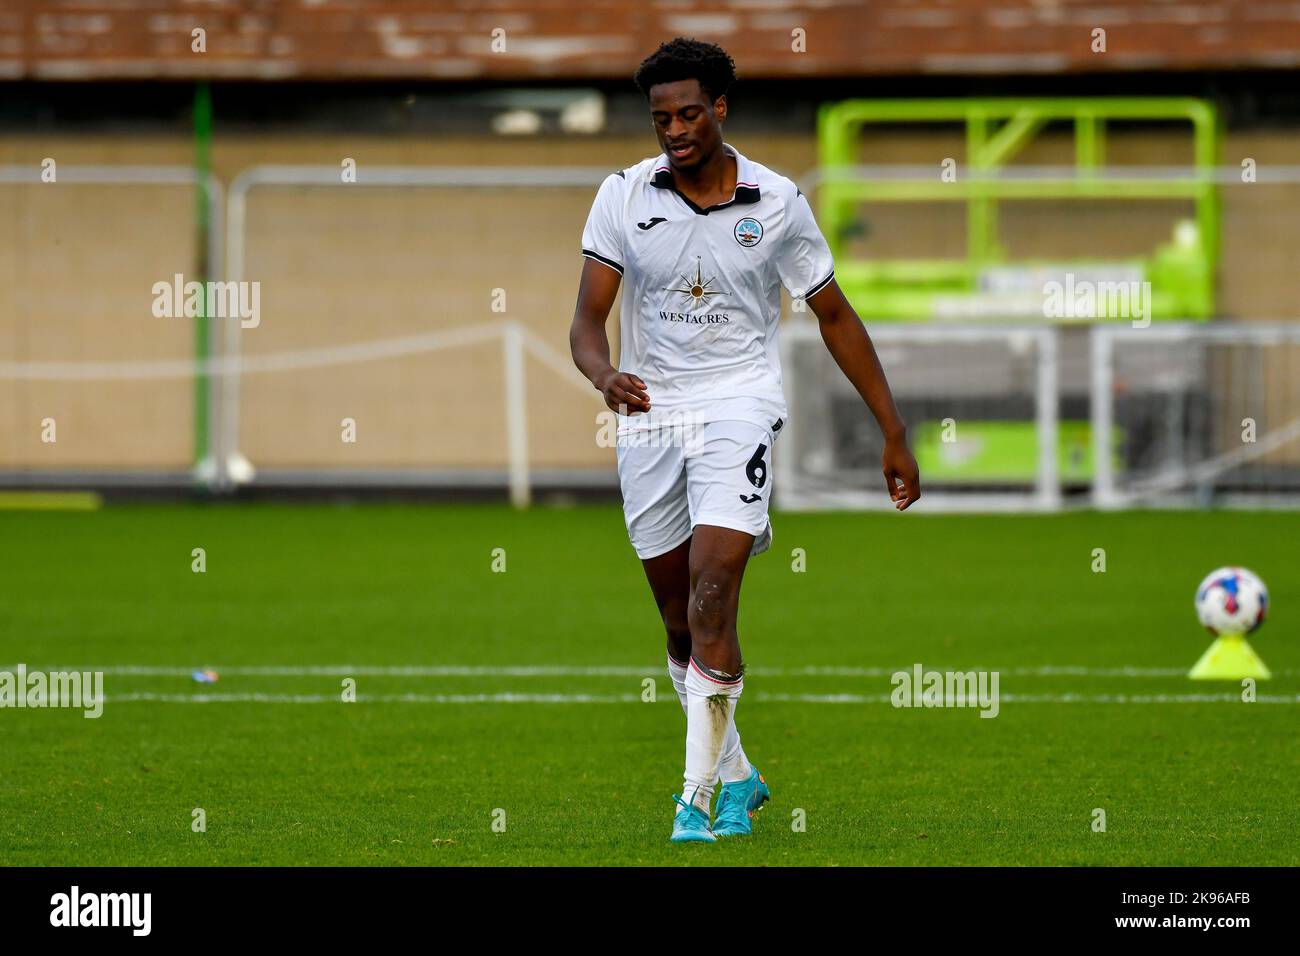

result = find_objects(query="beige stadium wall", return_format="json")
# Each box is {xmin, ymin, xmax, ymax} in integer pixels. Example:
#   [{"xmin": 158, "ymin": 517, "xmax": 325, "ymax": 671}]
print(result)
[
  {"xmin": 0, "ymin": 166, "xmax": 197, "ymax": 470},
  {"xmin": 1, "ymin": 128, "xmax": 1298, "ymax": 475}
]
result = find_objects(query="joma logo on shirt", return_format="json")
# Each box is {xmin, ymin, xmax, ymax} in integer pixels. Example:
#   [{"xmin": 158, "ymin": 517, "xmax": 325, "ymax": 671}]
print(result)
[{"xmin": 658, "ymin": 311, "xmax": 731, "ymax": 324}]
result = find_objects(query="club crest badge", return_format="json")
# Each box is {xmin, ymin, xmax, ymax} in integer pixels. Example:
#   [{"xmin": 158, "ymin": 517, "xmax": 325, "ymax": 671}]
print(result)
[{"xmin": 734, "ymin": 217, "xmax": 763, "ymax": 247}]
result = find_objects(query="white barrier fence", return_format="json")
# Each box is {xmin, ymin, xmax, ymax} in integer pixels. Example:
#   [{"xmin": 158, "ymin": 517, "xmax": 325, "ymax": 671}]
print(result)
[
  {"xmin": 778, "ymin": 320, "xmax": 1300, "ymax": 512},
  {"xmin": 218, "ymin": 164, "xmax": 614, "ymax": 495},
  {"xmin": 778, "ymin": 320, "xmax": 1060, "ymax": 512},
  {"xmin": 1091, "ymin": 323, "xmax": 1300, "ymax": 509}
]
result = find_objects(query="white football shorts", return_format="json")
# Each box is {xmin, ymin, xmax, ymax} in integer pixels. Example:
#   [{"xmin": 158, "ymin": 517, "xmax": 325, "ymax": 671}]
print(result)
[{"xmin": 615, "ymin": 414, "xmax": 782, "ymax": 561}]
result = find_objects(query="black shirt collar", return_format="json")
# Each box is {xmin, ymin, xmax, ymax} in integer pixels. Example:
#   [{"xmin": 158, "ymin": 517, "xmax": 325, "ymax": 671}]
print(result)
[{"xmin": 650, "ymin": 143, "xmax": 760, "ymax": 215}]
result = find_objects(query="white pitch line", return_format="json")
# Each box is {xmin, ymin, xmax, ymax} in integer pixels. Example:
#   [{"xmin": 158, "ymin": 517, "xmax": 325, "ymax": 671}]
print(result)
[
  {"xmin": 29, "ymin": 665, "xmax": 656, "ymax": 677},
  {"xmin": 9, "ymin": 664, "xmax": 1289, "ymax": 678},
  {"xmin": 99, "ymin": 691, "xmax": 1300, "ymax": 705},
  {"xmin": 763, "ymin": 692, "xmax": 1300, "ymax": 705},
  {"xmin": 107, "ymin": 692, "xmax": 638, "ymax": 704}
]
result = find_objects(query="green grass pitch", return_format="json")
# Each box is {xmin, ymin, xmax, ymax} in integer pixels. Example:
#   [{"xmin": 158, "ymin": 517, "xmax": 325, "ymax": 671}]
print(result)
[{"xmin": 1, "ymin": 502, "xmax": 1297, "ymax": 866}]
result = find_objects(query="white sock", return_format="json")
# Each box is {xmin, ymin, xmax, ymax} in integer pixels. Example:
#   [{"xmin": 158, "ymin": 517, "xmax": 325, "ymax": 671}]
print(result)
[
  {"xmin": 683, "ymin": 658, "xmax": 744, "ymax": 812},
  {"xmin": 668, "ymin": 654, "xmax": 751, "ymax": 785},
  {"xmin": 667, "ymin": 653, "xmax": 690, "ymax": 712}
]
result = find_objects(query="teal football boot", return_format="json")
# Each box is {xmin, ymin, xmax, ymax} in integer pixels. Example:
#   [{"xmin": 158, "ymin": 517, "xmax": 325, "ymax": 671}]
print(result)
[
  {"xmin": 712, "ymin": 766, "xmax": 770, "ymax": 837},
  {"xmin": 670, "ymin": 792, "xmax": 716, "ymax": 843}
]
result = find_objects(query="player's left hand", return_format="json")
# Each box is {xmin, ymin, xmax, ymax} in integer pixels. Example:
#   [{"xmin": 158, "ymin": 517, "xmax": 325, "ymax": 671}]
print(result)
[{"xmin": 882, "ymin": 437, "xmax": 920, "ymax": 510}]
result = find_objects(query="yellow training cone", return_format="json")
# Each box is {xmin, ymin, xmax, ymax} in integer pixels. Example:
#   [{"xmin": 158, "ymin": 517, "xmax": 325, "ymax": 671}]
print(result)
[{"xmin": 1188, "ymin": 633, "xmax": 1272, "ymax": 680}]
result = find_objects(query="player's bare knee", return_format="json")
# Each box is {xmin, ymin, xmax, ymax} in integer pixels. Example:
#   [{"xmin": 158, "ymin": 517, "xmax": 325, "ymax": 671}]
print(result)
[
  {"xmin": 688, "ymin": 574, "xmax": 736, "ymax": 642},
  {"xmin": 664, "ymin": 624, "xmax": 692, "ymax": 662},
  {"xmin": 658, "ymin": 594, "xmax": 691, "ymax": 648},
  {"xmin": 659, "ymin": 594, "xmax": 688, "ymax": 627}
]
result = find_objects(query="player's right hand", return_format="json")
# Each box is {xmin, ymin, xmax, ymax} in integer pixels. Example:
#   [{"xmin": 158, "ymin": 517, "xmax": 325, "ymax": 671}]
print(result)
[
  {"xmin": 597, "ymin": 370, "xmax": 651, "ymax": 415},
  {"xmin": 882, "ymin": 435, "xmax": 921, "ymax": 511}
]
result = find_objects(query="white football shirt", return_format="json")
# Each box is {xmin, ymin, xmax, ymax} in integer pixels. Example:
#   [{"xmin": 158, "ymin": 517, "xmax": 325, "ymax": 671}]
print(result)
[{"xmin": 581, "ymin": 142, "xmax": 834, "ymax": 430}]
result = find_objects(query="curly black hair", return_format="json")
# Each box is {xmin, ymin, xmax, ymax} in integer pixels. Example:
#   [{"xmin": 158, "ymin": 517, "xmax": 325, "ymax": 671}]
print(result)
[{"xmin": 633, "ymin": 37, "xmax": 737, "ymax": 103}]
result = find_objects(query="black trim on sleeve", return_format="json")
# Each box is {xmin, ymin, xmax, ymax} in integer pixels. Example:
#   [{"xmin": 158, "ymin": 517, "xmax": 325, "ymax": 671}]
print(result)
[
  {"xmin": 805, "ymin": 269, "xmax": 835, "ymax": 299},
  {"xmin": 581, "ymin": 248, "xmax": 624, "ymax": 275}
]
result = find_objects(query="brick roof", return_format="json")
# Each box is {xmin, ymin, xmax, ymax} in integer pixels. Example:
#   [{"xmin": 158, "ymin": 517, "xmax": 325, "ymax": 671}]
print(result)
[{"xmin": 3, "ymin": 1, "xmax": 1299, "ymax": 81}]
